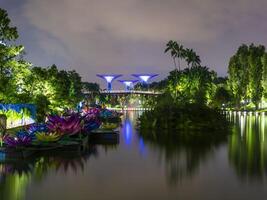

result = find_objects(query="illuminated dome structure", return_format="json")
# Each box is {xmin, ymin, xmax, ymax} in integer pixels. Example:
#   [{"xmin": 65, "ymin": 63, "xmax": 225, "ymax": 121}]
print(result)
[
  {"xmin": 118, "ymin": 80, "xmax": 139, "ymax": 91},
  {"xmin": 96, "ymin": 74, "xmax": 122, "ymax": 91}
]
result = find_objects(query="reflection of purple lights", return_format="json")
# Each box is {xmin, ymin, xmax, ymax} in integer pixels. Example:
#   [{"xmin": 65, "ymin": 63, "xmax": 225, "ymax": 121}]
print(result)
[
  {"xmin": 123, "ymin": 119, "xmax": 132, "ymax": 145},
  {"xmin": 97, "ymin": 74, "xmax": 122, "ymax": 91},
  {"xmin": 132, "ymin": 74, "xmax": 158, "ymax": 83},
  {"xmin": 138, "ymin": 137, "xmax": 146, "ymax": 155}
]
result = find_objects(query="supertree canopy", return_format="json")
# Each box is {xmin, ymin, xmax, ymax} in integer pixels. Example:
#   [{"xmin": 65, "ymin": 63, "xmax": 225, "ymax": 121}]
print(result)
[
  {"xmin": 97, "ymin": 74, "xmax": 122, "ymax": 91},
  {"xmin": 118, "ymin": 80, "xmax": 139, "ymax": 91},
  {"xmin": 131, "ymin": 74, "xmax": 158, "ymax": 84}
]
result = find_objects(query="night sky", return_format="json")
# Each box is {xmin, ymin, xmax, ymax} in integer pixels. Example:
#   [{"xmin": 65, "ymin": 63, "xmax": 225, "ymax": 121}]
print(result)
[{"xmin": 2, "ymin": 0, "xmax": 267, "ymax": 87}]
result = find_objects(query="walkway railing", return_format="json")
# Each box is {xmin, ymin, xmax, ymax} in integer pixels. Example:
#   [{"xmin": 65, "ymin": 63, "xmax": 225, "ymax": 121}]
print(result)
[
  {"xmin": 99, "ymin": 90, "xmax": 162, "ymax": 95},
  {"xmin": 106, "ymin": 107, "xmax": 152, "ymax": 111}
]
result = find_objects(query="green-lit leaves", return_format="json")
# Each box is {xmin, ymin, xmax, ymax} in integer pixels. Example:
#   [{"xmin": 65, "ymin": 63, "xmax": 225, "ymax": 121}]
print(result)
[{"xmin": 0, "ymin": 8, "xmax": 18, "ymax": 41}]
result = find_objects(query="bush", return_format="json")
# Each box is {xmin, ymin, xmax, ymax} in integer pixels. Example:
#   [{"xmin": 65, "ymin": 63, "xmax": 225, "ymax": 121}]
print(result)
[{"xmin": 138, "ymin": 102, "xmax": 229, "ymax": 134}]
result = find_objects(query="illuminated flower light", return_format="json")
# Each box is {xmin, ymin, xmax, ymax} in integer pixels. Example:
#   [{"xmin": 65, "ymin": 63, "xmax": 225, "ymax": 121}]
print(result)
[
  {"xmin": 3, "ymin": 134, "xmax": 32, "ymax": 147},
  {"xmin": 46, "ymin": 114, "xmax": 82, "ymax": 136},
  {"xmin": 35, "ymin": 132, "xmax": 61, "ymax": 142},
  {"xmin": 28, "ymin": 123, "xmax": 48, "ymax": 135},
  {"xmin": 82, "ymin": 108, "xmax": 101, "ymax": 131}
]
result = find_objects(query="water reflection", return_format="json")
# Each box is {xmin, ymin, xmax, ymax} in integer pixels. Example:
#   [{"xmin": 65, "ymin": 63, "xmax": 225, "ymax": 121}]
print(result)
[
  {"xmin": 140, "ymin": 130, "xmax": 228, "ymax": 185},
  {"xmin": 0, "ymin": 146, "xmax": 98, "ymax": 200},
  {"xmin": 228, "ymin": 112, "xmax": 267, "ymax": 181},
  {"xmin": 2, "ymin": 111, "xmax": 267, "ymax": 200}
]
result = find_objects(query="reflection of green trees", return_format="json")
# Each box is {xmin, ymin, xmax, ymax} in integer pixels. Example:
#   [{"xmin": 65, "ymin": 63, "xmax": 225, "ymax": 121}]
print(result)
[
  {"xmin": 228, "ymin": 114, "xmax": 267, "ymax": 181},
  {"xmin": 0, "ymin": 146, "xmax": 98, "ymax": 200},
  {"xmin": 0, "ymin": 172, "xmax": 30, "ymax": 200},
  {"xmin": 141, "ymin": 130, "xmax": 228, "ymax": 185}
]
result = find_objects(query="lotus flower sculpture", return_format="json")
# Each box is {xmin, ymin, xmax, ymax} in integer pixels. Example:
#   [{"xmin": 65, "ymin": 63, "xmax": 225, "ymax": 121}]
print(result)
[
  {"xmin": 82, "ymin": 108, "xmax": 101, "ymax": 131},
  {"xmin": 16, "ymin": 130, "xmax": 34, "ymax": 138},
  {"xmin": 35, "ymin": 132, "xmax": 61, "ymax": 142},
  {"xmin": 99, "ymin": 109, "xmax": 121, "ymax": 123},
  {"xmin": 100, "ymin": 122, "xmax": 119, "ymax": 130},
  {"xmin": 3, "ymin": 134, "xmax": 32, "ymax": 147},
  {"xmin": 46, "ymin": 114, "xmax": 82, "ymax": 136},
  {"xmin": 28, "ymin": 124, "xmax": 48, "ymax": 135}
]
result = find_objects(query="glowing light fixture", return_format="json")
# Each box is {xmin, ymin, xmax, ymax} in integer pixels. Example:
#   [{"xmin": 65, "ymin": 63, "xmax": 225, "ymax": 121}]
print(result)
[
  {"xmin": 132, "ymin": 74, "xmax": 158, "ymax": 83},
  {"xmin": 118, "ymin": 80, "xmax": 139, "ymax": 91},
  {"xmin": 0, "ymin": 40, "xmax": 6, "ymax": 46},
  {"xmin": 97, "ymin": 74, "xmax": 122, "ymax": 91}
]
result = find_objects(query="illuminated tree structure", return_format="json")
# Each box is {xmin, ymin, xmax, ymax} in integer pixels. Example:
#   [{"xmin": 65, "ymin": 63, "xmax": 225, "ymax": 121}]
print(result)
[
  {"xmin": 118, "ymin": 80, "xmax": 139, "ymax": 91},
  {"xmin": 131, "ymin": 74, "xmax": 158, "ymax": 84},
  {"xmin": 96, "ymin": 74, "xmax": 122, "ymax": 91}
]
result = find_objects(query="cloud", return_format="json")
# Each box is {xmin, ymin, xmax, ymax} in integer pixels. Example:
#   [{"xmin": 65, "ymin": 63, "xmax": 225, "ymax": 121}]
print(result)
[{"xmin": 9, "ymin": 0, "xmax": 267, "ymax": 85}]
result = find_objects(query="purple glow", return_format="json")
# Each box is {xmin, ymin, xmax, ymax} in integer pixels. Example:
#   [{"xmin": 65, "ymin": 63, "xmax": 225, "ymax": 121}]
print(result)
[
  {"xmin": 132, "ymin": 74, "xmax": 158, "ymax": 83},
  {"xmin": 139, "ymin": 75, "xmax": 150, "ymax": 82},
  {"xmin": 118, "ymin": 80, "xmax": 139, "ymax": 90},
  {"xmin": 97, "ymin": 74, "xmax": 122, "ymax": 90},
  {"xmin": 104, "ymin": 76, "xmax": 116, "ymax": 83}
]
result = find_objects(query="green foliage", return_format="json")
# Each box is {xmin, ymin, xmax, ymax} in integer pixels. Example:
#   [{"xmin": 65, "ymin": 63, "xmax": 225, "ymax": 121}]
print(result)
[
  {"xmin": 165, "ymin": 40, "xmax": 201, "ymax": 71},
  {"xmin": 0, "ymin": 108, "xmax": 32, "ymax": 127},
  {"xmin": 139, "ymin": 102, "xmax": 229, "ymax": 133},
  {"xmin": 82, "ymin": 82, "xmax": 100, "ymax": 92},
  {"xmin": 166, "ymin": 66, "xmax": 216, "ymax": 105},
  {"xmin": 34, "ymin": 94, "xmax": 50, "ymax": 122},
  {"xmin": 28, "ymin": 65, "xmax": 83, "ymax": 113},
  {"xmin": 212, "ymin": 86, "xmax": 231, "ymax": 108},
  {"xmin": 0, "ymin": 8, "xmax": 18, "ymax": 41},
  {"xmin": 228, "ymin": 44, "xmax": 267, "ymax": 109}
]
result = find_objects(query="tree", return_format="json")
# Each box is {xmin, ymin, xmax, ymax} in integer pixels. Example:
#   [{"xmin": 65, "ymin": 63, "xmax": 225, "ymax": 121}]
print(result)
[
  {"xmin": 228, "ymin": 44, "xmax": 266, "ymax": 109},
  {"xmin": 0, "ymin": 8, "xmax": 31, "ymax": 103},
  {"xmin": 261, "ymin": 53, "xmax": 267, "ymax": 99},
  {"xmin": 29, "ymin": 65, "xmax": 83, "ymax": 112},
  {"xmin": 164, "ymin": 40, "xmax": 185, "ymax": 71},
  {"xmin": 166, "ymin": 66, "xmax": 215, "ymax": 105},
  {"xmin": 185, "ymin": 48, "xmax": 201, "ymax": 68},
  {"xmin": 248, "ymin": 44, "xmax": 265, "ymax": 109},
  {"xmin": 0, "ymin": 8, "xmax": 18, "ymax": 42}
]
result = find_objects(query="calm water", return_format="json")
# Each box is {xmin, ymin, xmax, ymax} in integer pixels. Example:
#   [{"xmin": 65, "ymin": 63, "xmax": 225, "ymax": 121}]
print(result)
[{"xmin": 1, "ymin": 111, "xmax": 267, "ymax": 200}]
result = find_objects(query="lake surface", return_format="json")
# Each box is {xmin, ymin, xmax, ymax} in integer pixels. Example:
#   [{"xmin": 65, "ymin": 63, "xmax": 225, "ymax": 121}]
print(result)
[{"xmin": 1, "ymin": 111, "xmax": 267, "ymax": 200}]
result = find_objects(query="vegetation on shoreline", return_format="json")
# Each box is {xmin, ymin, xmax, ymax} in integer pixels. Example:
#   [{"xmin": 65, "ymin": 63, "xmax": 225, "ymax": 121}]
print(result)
[
  {"xmin": 138, "ymin": 93, "xmax": 230, "ymax": 133},
  {"xmin": 138, "ymin": 41, "xmax": 230, "ymax": 134}
]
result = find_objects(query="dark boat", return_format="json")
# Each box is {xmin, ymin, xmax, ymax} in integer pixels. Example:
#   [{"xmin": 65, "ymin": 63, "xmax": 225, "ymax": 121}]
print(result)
[{"xmin": 89, "ymin": 129, "xmax": 119, "ymax": 144}]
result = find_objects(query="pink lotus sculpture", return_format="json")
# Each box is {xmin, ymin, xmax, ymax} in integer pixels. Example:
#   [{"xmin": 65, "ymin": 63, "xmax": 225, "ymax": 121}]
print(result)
[{"xmin": 46, "ymin": 114, "xmax": 82, "ymax": 136}]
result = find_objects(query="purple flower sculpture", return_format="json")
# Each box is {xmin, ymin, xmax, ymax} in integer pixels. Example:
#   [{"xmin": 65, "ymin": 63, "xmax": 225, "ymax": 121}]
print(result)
[
  {"xmin": 3, "ymin": 134, "xmax": 32, "ymax": 147},
  {"xmin": 28, "ymin": 123, "xmax": 48, "ymax": 135},
  {"xmin": 46, "ymin": 114, "xmax": 82, "ymax": 136}
]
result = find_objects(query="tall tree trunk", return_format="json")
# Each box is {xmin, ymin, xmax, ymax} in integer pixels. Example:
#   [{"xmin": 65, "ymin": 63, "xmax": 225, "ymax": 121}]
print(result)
[{"xmin": 173, "ymin": 57, "xmax": 177, "ymax": 70}]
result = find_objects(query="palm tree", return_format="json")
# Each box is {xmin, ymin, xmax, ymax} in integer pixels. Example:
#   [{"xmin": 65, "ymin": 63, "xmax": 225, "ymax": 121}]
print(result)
[
  {"xmin": 165, "ymin": 40, "xmax": 185, "ymax": 71},
  {"xmin": 175, "ymin": 43, "xmax": 186, "ymax": 71},
  {"xmin": 185, "ymin": 48, "xmax": 201, "ymax": 68},
  {"xmin": 165, "ymin": 40, "xmax": 178, "ymax": 70}
]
